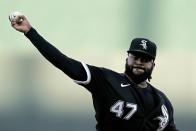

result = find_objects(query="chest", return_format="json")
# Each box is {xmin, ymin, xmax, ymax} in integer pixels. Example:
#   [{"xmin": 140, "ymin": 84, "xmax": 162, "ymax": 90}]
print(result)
[
  {"xmin": 92, "ymin": 70, "xmax": 172, "ymax": 130},
  {"xmin": 103, "ymin": 82, "xmax": 157, "ymax": 118},
  {"xmin": 97, "ymin": 83, "xmax": 170, "ymax": 130}
]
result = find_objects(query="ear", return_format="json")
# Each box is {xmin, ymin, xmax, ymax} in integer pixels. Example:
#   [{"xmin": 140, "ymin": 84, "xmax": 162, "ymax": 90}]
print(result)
[
  {"xmin": 152, "ymin": 62, "xmax": 155, "ymax": 68},
  {"xmin": 125, "ymin": 58, "xmax": 128, "ymax": 65}
]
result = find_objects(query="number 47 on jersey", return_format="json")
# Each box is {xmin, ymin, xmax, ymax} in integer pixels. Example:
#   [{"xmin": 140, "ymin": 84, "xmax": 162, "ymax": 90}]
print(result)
[{"xmin": 110, "ymin": 100, "xmax": 137, "ymax": 120}]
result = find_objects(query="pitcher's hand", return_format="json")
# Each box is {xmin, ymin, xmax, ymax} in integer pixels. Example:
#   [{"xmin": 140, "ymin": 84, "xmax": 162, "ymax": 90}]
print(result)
[{"xmin": 9, "ymin": 13, "xmax": 31, "ymax": 34}]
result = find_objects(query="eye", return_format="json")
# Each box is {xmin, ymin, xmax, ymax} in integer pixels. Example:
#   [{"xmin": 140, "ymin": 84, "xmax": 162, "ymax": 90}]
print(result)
[
  {"xmin": 130, "ymin": 53, "xmax": 152, "ymax": 62},
  {"xmin": 141, "ymin": 57, "xmax": 152, "ymax": 62},
  {"xmin": 130, "ymin": 55, "xmax": 136, "ymax": 59}
]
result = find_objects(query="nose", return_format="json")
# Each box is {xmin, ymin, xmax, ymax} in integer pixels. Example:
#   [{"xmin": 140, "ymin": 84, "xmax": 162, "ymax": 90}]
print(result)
[{"xmin": 135, "ymin": 58, "xmax": 143, "ymax": 64}]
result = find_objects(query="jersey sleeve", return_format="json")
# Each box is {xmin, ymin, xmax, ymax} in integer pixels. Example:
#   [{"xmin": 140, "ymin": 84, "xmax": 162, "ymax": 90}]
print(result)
[
  {"xmin": 164, "ymin": 105, "xmax": 178, "ymax": 131},
  {"xmin": 73, "ymin": 64, "xmax": 106, "ymax": 93},
  {"xmin": 164, "ymin": 120, "xmax": 178, "ymax": 131},
  {"xmin": 163, "ymin": 95, "xmax": 178, "ymax": 131},
  {"xmin": 25, "ymin": 27, "xmax": 87, "ymax": 82},
  {"xmin": 25, "ymin": 27, "xmax": 104, "ymax": 93}
]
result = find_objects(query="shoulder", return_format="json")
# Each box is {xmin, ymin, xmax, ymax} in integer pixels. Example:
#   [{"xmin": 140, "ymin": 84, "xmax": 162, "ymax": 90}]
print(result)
[
  {"xmin": 101, "ymin": 67, "xmax": 122, "ymax": 76},
  {"xmin": 85, "ymin": 64, "xmax": 124, "ymax": 85},
  {"xmin": 88, "ymin": 64, "xmax": 122, "ymax": 78},
  {"xmin": 83, "ymin": 65, "xmax": 124, "ymax": 92},
  {"xmin": 149, "ymin": 83, "xmax": 174, "ymax": 110},
  {"xmin": 148, "ymin": 83, "xmax": 169, "ymax": 99},
  {"xmin": 87, "ymin": 65, "xmax": 126, "ymax": 88}
]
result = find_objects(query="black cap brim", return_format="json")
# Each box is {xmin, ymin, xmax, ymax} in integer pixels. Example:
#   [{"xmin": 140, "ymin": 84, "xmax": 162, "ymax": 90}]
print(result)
[{"xmin": 127, "ymin": 50, "xmax": 155, "ymax": 60}]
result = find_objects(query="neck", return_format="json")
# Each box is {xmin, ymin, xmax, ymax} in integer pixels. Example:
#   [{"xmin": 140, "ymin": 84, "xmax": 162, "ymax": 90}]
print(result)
[
  {"xmin": 137, "ymin": 82, "xmax": 148, "ymax": 88},
  {"xmin": 125, "ymin": 74, "xmax": 147, "ymax": 88}
]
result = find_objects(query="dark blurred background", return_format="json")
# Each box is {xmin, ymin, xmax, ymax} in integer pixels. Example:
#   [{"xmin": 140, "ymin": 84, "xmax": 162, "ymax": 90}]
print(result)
[{"xmin": 1, "ymin": 0, "xmax": 196, "ymax": 130}]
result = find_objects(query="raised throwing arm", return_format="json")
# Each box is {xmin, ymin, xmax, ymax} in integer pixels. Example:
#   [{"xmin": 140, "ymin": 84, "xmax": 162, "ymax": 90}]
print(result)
[{"xmin": 9, "ymin": 12, "xmax": 89, "ymax": 83}]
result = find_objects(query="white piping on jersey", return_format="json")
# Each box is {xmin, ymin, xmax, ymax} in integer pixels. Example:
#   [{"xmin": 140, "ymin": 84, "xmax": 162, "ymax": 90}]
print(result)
[{"xmin": 73, "ymin": 62, "xmax": 91, "ymax": 85}]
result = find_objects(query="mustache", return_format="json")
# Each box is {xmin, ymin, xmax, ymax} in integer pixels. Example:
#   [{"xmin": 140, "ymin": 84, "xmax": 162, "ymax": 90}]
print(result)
[{"xmin": 132, "ymin": 66, "xmax": 145, "ymax": 70}]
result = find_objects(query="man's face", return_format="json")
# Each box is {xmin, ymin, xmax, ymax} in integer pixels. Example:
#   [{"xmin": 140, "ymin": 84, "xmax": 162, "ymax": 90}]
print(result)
[{"xmin": 125, "ymin": 52, "xmax": 155, "ymax": 84}]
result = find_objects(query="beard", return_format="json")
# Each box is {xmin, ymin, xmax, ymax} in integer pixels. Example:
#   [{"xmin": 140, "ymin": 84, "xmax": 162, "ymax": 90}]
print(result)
[{"xmin": 125, "ymin": 63, "xmax": 153, "ymax": 84}]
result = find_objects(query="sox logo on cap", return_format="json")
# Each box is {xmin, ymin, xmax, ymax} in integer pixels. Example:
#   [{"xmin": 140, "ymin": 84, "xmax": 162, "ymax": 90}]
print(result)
[{"xmin": 140, "ymin": 40, "xmax": 147, "ymax": 50}]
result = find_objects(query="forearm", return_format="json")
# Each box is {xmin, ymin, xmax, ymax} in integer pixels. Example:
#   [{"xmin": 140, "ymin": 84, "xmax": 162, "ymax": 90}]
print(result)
[{"xmin": 25, "ymin": 27, "xmax": 86, "ymax": 81}]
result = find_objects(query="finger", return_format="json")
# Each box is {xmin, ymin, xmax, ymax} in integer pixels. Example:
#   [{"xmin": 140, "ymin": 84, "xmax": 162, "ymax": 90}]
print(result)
[
  {"xmin": 18, "ymin": 15, "xmax": 26, "ymax": 22},
  {"xmin": 18, "ymin": 16, "xmax": 24, "ymax": 23},
  {"xmin": 20, "ymin": 15, "xmax": 26, "ymax": 20},
  {"xmin": 11, "ymin": 19, "xmax": 16, "ymax": 24},
  {"xmin": 12, "ymin": 23, "xmax": 20, "ymax": 30},
  {"xmin": 11, "ymin": 21, "xmax": 17, "ymax": 27}
]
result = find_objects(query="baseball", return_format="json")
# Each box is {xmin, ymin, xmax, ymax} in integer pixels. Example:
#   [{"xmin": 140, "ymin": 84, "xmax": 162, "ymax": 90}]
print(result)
[{"xmin": 9, "ymin": 11, "xmax": 23, "ymax": 23}]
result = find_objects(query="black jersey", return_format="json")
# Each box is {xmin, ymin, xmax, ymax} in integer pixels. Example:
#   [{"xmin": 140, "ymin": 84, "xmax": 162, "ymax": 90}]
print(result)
[
  {"xmin": 75, "ymin": 66, "xmax": 177, "ymax": 131},
  {"xmin": 25, "ymin": 28, "xmax": 178, "ymax": 131}
]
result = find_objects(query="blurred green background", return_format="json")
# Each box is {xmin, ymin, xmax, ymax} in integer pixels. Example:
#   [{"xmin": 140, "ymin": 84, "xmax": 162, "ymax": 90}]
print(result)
[{"xmin": 1, "ymin": 0, "xmax": 196, "ymax": 130}]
